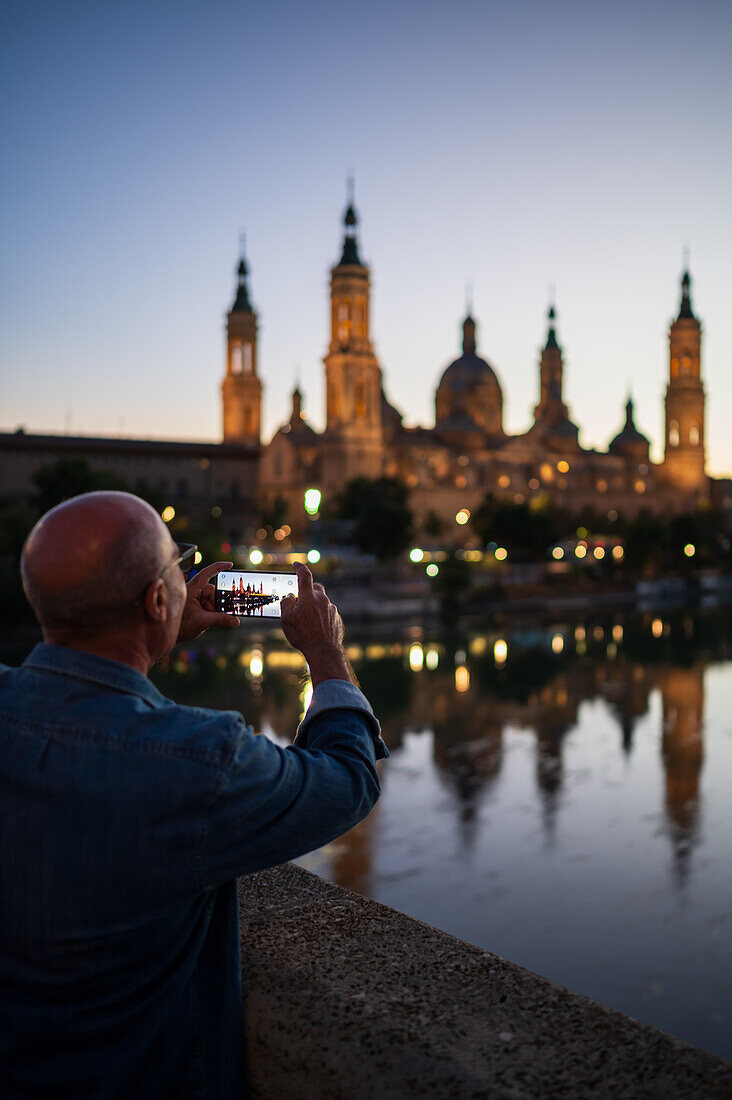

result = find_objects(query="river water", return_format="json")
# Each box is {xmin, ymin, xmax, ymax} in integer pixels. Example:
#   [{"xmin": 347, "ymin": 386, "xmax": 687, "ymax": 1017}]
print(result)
[
  {"xmin": 6, "ymin": 602, "xmax": 731, "ymax": 1059},
  {"xmin": 149, "ymin": 602, "xmax": 732, "ymax": 1061}
]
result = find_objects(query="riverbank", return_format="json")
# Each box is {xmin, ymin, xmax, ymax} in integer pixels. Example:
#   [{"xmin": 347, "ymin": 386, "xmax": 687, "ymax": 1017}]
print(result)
[{"xmin": 239, "ymin": 863, "xmax": 732, "ymax": 1098}]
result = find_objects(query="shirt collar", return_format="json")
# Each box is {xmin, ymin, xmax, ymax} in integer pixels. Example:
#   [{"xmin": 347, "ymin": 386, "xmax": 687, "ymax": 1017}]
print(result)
[{"xmin": 23, "ymin": 643, "xmax": 167, "ymax": 708}]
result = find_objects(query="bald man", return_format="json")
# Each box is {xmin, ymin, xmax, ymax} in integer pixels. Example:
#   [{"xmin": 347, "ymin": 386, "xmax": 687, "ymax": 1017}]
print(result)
[{"xmin": 0, "ymin": 491, "xmax": 386, "ymax": 1100}]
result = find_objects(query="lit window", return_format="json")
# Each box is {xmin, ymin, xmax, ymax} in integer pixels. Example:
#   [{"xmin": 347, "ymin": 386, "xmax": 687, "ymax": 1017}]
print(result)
[
  {"xmin": 231, "ymin": 342, "xmax": 242, "ymax": 374},
  {"xmin": 557, "ymin": 460, "xmax": 570, "ymax": 473},
  {"xmin": 689, "ymin": 424, "xmax": 700, "ymax": 445},
  {"xmin": 635, "ymin": 479, "xmax": 646, "ymax": 493},
  {"xmin": 498, "ymin": 474, "xmax": 510, "ymax": 489},
  {"xmin": 669, "ymin": 421, "xmax": 680, "ymax": 447}
]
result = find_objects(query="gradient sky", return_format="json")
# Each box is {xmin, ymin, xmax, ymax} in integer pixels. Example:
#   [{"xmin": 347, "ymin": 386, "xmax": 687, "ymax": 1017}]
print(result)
[{"xmin": 2, "ymin": 1, "xmax": 731, "ymax": 472}]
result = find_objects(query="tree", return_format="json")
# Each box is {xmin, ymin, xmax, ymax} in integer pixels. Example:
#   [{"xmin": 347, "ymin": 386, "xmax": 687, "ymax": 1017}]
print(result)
[
  {"xmin": 472, "ymin": 494, "xmax": 560, "ymax": 561},
  {"xmin": 32, "ymin": 457, "xmax": 131, "ymax": 514},
  {"xmin": 336, "ymin": 477, "xmax": 413, "ymax": 560},
  {"xmin": 422, "ymin": 509, "xmax": 446, "ymax": 539}
]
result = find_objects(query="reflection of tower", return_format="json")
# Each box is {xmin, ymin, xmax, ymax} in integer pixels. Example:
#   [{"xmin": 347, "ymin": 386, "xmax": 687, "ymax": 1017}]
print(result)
[
  {"xmin": 221, "ymin": 244, "xmax": 263, "ymax": 445},
  {"xmin": 608, "ymin": 661, "xmax": 652, "ymax": 756},
  {"xmin": 329, "ymin": 803, "xmax": 378, "ymax": 897},
  {"xmin": 658, "ymin": 664, "xmax": 704, "ymax": 881},
  {"xmin": 532, "ymin": 674, "xmax": 576, "ymax": 838},
  {"xmin": 663, "ymin": 269, "xmax": 706, "ymax": 492},
  {"xmin": 431, "ymin": 667, "xmax": 504, "ymax": 845},
  {"xmin": 322, "ymin": 187, "xmax": 384, "ymax": 488}
]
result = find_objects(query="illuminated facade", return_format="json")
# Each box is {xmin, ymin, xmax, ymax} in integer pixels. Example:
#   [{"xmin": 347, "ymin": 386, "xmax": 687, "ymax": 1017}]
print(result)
[
  {"xmin": 255, "ymin": 198, "xmax": 711, "ymax": 533},
  {"xmin": 221, "ymin": 252, "xmax": 263, "ymax": 447}
]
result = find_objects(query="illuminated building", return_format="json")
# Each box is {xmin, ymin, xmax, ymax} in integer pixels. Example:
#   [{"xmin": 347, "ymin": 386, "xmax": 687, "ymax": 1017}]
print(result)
[{"xmin": 257, "ymin": 193, "xmax": 715, "ymax": 532}]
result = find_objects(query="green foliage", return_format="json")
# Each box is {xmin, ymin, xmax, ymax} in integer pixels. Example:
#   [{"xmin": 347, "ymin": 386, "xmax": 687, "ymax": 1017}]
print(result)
[
  {"xmin": 0, "ymin": 500, "xmax": 37, "ymax": 623},
  {"xmin": 433, "ymin": 551, "xmax": 471, "ymax": 621},
  {"xmin": 31, "ymin": 457, "xmax": 131, "ymax": 514},
  {"xmin": 336, "ymin": 477, "xmax": 413, "ymax": 560},
  {"xmin": 259, "ymin": 495, "xmax": 288, "ymax": 532},
  {"xmin": 422, "ymin": 509, "xmax": 446, "ymax": 538},
  {"xmin": 472, "ymin": 494, "xmax": 561, "ymax": 561}
]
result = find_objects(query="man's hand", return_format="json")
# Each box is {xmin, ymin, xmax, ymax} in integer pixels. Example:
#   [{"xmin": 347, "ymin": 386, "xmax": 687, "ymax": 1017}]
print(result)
[
  {"xmin": 280, "ymin": 562, "xmax": 356, "ymax": 686},
  {"xmin": 177, "ymin": 561, "xmax": 240, "ymax": 644}
]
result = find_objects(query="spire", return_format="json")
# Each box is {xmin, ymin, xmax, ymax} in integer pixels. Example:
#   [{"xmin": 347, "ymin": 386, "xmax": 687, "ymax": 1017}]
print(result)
[
  {"xmin": 624, "ymin": 395, "xmax": 635, "ymax": 427},
  {"xmin": 338, "ymin": 176, "xmax": 362, "ymax": 265},
  {"xmin": 462, "ymin": 313, "xmax": 476, "ymax": 356},
  {"xmin": 231, "ymin": 236, "xmax": 253, "ymax": 313},
  {"xmin": 545, "ymin": 302, "xmax": 559, "ymax": 351},
  {"xmin": 291, "ymin": 384, "xmax": 303, "ymax": 422},
  {"xmin": 678, "ymin": 267, "xmax": 695, "ymax": 320}
]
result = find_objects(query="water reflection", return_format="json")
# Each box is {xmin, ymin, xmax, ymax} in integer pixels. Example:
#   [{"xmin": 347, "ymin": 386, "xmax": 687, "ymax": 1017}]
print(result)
[
  {"xmin": 145, "ymin": 604, "xmax": 732, "ymax": 1058},
  {"xmin": 149, "ymin": 606, "xmax": 726, "ymax": 885}
]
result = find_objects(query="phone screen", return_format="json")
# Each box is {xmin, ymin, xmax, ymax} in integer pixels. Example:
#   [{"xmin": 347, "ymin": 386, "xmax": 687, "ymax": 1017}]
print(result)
[{"xmin": 214, "ymin": 570, "xmax": 296, "ymax": 619}]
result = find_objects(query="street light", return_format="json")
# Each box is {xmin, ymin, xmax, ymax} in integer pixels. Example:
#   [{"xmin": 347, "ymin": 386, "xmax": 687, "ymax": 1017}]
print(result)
[{"xmin": 304, "ymin": 488, "xmax": 321, "ymax": 516}]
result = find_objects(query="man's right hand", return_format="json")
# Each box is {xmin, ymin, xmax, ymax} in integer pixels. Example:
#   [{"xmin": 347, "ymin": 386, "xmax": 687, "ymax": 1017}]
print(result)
[{"xmin": 280, "ymin": 563, "xmax": 356, "ymax": 686}]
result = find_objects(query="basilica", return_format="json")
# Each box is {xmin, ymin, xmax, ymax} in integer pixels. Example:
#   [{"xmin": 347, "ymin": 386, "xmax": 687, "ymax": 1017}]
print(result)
[
  {"xmin": 222, "ymin": 198, "xmax": 709, "ymax": 533},
  {"xmin": 0, "ymin": 199, "xmax": 714, "ymax": 544}
]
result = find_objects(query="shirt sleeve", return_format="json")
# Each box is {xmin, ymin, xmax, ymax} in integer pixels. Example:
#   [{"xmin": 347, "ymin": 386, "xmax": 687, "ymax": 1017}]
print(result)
[
  {"xmin": 295, "ymin": 678, "xmax": 389, "ymax": 759},
  {"xmin": 200, "ymin": 684, "xmax": 387, "ymax": 890}
]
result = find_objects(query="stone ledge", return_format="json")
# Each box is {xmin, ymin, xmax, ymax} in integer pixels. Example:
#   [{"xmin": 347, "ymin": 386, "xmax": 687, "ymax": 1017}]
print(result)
[{"xmin": 238, "ymin": 863, "xmax": 732, "ymax": 1099}]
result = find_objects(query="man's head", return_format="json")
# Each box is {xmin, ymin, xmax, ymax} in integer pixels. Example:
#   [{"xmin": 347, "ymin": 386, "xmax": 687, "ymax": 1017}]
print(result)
[{"xmin": 21, "ymin": 491, "xmax": 187, "ymax": 666}]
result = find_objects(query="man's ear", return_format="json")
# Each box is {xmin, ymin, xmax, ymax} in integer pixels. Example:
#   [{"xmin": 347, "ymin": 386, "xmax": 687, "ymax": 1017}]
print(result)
[{"xmin": 143, "ymin": 578, "xmax": 169, "ymax": 623}]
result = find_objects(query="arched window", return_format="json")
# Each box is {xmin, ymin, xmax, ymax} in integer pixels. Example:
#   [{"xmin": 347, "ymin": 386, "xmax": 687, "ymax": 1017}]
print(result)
[
  {"xmin": 242, "ymin": 343, "xmax": 252, "ymax": 373},
  {"xmin": 689, "ymin": 423, "xmax": 700, "ymax": 446},
  {"xmin": 355, "ymin": 381, "xmax": 366, "ymax": 418},
  {"xmin": 669, "ymin": 421, "xmax": 680, "ymax": 447},
  {"xmin": 231, "ymin": 342, "xmax": 242, "ymax": 374}
]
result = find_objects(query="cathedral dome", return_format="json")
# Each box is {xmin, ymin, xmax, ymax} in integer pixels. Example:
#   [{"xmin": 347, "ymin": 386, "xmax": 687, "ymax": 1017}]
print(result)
[
  {"xmin": 609, "ymin": 397, "xmax": 650, "ymax": 460},
  {"xmin": 435, "ymin": 315, "xmax": 503, "ymax": 440}
]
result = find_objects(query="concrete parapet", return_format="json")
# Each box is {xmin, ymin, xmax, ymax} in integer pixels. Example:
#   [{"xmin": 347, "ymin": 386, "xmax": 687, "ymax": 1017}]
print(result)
[{"xmin": 238, "ymin": 863, "xmax": 731, "ymax": 1098}]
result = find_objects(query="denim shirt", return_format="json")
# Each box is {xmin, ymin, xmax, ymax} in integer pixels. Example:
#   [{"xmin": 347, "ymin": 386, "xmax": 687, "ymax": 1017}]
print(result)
[{"xmin": 0, "ymin": 643, "xmax": 387, "ymax": 1099}]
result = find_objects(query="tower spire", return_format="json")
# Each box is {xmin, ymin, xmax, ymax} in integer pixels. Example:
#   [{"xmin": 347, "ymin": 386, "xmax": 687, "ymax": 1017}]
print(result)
[
  {"xmin": 545, "ymin": 299, "xmax": 559, "ymax": 351},
  {"xmin": 339, "ymin": 177, "xmax": 362, "ymax": 266},
  {"xmin": 678, "ymin": 264, "xmax": 695, "ymax": 320},
  {"xmin": 232, "ymin": 233, "xmax": 252, "ymax": 313}
]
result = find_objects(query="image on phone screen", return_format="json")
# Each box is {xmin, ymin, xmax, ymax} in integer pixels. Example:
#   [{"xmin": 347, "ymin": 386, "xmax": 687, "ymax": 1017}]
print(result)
[{"xmin": 214, "ymin": 570, "xmax": 296, "ymax": 619}]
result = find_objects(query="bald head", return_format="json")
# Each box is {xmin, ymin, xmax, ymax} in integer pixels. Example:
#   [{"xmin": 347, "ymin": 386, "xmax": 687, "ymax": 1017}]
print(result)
[{"xmin": 22, "ymin": 492, "xmax": 173, "ymax": 632}]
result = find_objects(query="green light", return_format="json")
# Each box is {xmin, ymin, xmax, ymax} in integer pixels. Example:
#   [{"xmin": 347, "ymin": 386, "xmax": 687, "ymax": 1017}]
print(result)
[{"xmin": 304, "ymin": 488, "xmax": 321, "ymax": 515}]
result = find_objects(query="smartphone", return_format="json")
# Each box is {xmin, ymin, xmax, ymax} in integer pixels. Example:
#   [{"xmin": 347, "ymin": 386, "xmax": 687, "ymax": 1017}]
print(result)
[{"xmin": 214, "ymin": 570, "xmax": 296, "ymax": 619}]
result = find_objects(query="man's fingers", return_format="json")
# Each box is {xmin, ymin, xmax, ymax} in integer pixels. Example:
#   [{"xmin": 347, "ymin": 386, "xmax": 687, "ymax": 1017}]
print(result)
[
  {"xmin": 211, "ymin": 612, "xmax": 240, "ymax": 628},
  {"xmin": 190, "ymin": 561, "xmax": 233, "ymax": 587},
  {"xmin": 293, "ymin": 562, "xmax": 314, "ymax": 597}
]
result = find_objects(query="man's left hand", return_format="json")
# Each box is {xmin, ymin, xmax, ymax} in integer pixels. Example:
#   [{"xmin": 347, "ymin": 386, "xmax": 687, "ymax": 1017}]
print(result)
[{"xmin": 177, "ymin": 561, "xmax": 240, "ymax": 643}]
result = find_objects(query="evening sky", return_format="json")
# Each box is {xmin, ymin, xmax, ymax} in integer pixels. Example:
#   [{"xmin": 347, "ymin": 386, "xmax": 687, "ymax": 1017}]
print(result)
[{"xmin": 1, "ymin": 1, "xmax": 731, "ymax": 471}]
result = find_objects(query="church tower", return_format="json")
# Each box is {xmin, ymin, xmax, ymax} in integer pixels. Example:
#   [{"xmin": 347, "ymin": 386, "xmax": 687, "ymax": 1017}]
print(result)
[
  {"xmin": 531, "ymin": 304, "xmax": 578, "ymax": 448},
  {"xmin": 663, "ymin": 269, "xmax": 706, "ymax": 491},
  {"xmin": 534, "ymin": 305, "xmax": 570, "ymax": 425},
  {"xmin": 221, "ymin": 246, "xmax": 262, "ymax": 446},
  {"xmin": 322, "ymin": 189, "xmax": 383, "ymax": 488}
]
